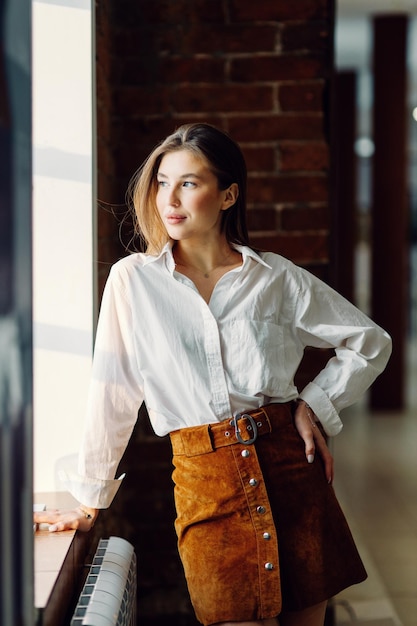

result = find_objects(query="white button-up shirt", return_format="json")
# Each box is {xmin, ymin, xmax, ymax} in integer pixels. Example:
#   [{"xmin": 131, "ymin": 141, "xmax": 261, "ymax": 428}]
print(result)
[{"xmin": 64, "ymin": 243, "xmax": 391, "ymax": 508}]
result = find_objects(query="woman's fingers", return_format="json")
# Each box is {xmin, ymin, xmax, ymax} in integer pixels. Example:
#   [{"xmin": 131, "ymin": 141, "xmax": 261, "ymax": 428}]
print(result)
[
  {"xmin": 313, "ymin": 431, "xmax": 334, "ymax": 484},
  {"xmin": 33, "ymin": 508, "xmax": 97, "ymax": 532},
  {"xmin": 294, "ymin": 403, "xmax": 316, "ymax": 460},
  {"xmin": 294, "ymin": 402, "xmax": 334, "ymax": 485}
]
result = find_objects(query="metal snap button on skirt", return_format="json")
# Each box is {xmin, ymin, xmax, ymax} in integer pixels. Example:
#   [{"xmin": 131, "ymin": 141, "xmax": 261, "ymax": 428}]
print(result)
[{"xmin": 170, "ymin": 403, "xmax": 367, "ymax": 626}]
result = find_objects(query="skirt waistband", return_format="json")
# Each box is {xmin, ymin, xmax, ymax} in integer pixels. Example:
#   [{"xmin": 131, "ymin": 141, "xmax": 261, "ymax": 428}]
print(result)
[{"xmin": 170, "ymin": 402, "xmax": 294, "ymax": 457}]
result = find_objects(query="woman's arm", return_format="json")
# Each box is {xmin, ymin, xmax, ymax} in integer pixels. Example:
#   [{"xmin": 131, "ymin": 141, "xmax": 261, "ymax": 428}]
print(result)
[{"xmin": 294, "ymin": 268, "xmax": 392, "ymax": 436}]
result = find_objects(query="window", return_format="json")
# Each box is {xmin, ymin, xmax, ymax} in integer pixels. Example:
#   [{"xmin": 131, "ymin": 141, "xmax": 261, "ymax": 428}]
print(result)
[{"xmin": 32, "ymin": 0, "xmax": 96, "ymax": 492}]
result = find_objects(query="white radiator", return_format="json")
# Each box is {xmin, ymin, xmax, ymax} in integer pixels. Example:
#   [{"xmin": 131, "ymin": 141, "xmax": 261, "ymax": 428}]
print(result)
[{"xmin": 71, "ymin": 536, "xmax": 137, "ymax": 626}]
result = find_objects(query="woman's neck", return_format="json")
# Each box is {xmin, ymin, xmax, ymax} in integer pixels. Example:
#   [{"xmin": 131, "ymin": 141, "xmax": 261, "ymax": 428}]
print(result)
[
  {"xmin": 173, "ymin": 239, "xmax": 237, "ymax": 277},
  {"xmin": 173, "ymin": 239, "xmax": 243, "ymax": 303}
]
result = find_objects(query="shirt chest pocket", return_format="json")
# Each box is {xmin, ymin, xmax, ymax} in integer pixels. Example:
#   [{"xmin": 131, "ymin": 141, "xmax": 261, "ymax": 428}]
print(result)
[{"xmin": 221, "ymin": 320, "xmax": 287, "ymax": 395}]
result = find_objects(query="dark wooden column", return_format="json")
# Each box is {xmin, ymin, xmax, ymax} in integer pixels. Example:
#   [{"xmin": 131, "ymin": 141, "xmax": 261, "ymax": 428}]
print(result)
[
  {"xmin": 331, "ymin": 71, "xmax": 357, "ymax": 304},
  {"xmin": 370, "ymin": 15, "xmax": 408, "ymax": 410},
  {"xmin": 0, "ymin": 0, "xmax": 33, "ymax": 623}
]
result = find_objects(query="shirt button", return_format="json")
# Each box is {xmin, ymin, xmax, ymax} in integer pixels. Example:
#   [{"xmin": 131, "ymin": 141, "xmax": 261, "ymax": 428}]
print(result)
[
  {"xmin": 263, "ymin": 532, "xmax": 271, "ymax": 540},
  {"xmin": 256, "ymin": 506, "xmax": 266, "ymax": 514},
  {"xmin": 249, "ymin": 478, "xmax": 258, "ymax": 487},
  {"xmin": 241, "ymin": 449, "xmax": 250, "ymax": 458},
  {"xmin": 265, "ymin": 562, "xmax": 274, "ymax": 570}
]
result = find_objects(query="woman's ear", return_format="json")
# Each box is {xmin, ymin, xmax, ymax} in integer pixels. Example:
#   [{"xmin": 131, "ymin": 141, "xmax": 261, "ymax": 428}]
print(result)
[{"xmin": 222, "ymin": 183, "xmax": 239, "ymax": 210}]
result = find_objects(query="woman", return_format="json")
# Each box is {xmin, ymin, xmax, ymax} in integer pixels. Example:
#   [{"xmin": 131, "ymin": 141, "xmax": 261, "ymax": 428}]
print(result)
[{"xmin": 35, "ymin": 123, "xmax": 392, "ymax": 626}]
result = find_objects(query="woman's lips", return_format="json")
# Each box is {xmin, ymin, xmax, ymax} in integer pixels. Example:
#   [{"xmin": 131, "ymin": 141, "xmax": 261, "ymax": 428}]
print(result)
[{"xmin": 166, "ymin": 214, "xmax": 186, "ymax": 225}]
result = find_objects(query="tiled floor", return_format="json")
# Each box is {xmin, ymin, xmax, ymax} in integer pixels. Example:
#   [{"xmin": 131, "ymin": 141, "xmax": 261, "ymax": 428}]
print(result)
[{"xmin": 331, "ymin": 342, "xmax": 417, "ymax": 626}]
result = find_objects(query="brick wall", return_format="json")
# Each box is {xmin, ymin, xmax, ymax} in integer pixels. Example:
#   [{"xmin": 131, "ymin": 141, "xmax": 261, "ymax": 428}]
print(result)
[{"xmin": 94, "ymin": 1, "xmax": 335, "ymax": 623}]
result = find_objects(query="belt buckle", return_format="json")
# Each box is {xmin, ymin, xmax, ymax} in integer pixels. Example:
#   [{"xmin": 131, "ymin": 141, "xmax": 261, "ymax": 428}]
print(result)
[{"xmin": 231, "ymin": 413, "xmax": 258, "ymax": 445}]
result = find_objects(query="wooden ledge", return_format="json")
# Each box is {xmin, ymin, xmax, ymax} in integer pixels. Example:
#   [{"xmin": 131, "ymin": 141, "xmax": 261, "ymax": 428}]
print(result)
[{"xmin": 34, "ymin": 492, "xmax": 95, "ymax": 626}]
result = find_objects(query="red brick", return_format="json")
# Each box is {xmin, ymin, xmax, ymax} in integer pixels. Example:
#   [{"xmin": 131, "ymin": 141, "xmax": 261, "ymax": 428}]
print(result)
[
  {"xmin": 97, "ymin": 203, "xmax": 125, "ymax": 240},
  {"xmin": 248, "ymin": 232, "xmax": 329, "ymax": 264},
  {"xmin": 280, "ymin": 204, "xmax": 329, "ymax": 230},
  {"xmin": 113, "ymin": 0, "xmax": 225, "ymax": 25},
  {"xmin": 279, "ymin": 82, "xmax": 325, "ymax": 112},
  {"xmin": 116, "ymin": 116, "xmax": 229, "ymax": 156},
  {"xmin": 247, "ymin": 207, "xmax": 278, "ymax": 231},
  {"xmin": 243, "ymin": 146, "xmax": 276, "ymax": 171},
  {"xmin": 96, "ymin": 102, "xmax": 112, "ymax": 142},
  {"xmin": 230, "ymin": 54, "xmax": 326, "ymax": 82},
  {"xmin": 96, "ymin": 62, "xmax": 112, "ymax": 106},
  {"xmin": 159, "ymin": 57, "xmax": 225, "ymax": 83},
  {"xmin": 96, "ymin": 38, "xmax": 112, "ymax": 74},
  {"xmin": 112, "ymin": 26, "xmax": 151, "ymax": 56},
  {"xmin": 172, "ymin": 85, "xmax": 274, "ymax": 113},
  {"xmin": 229, "ymin": 114, "xmax": 325, "ymax": 142},
  {"xmin": 279, "ymin": 141, "xmax": 329, "ymax": 171},
  {"xmin": 114, "ymin": 144, "xmax": 158, "ymax": 178},
  {"xmin": 95, "ymin": 0, "xmax": 112, "ymax": 38},
  {"xmin": 281, "ymin": 21, "xmax": 331, "ymax": 52},
  {"xmin": 248, "ymin": 174, "xmax": 329, "ymax": 203},
  {"xmin": 196, "ymin": 24, "xmax": 277, "ymax": 54},
  {"xmin": 157, "ymin": 24, "xmax": 279, "ymax": 55},
  {"xmin": 230, "ymin": 0, "xmax": 330, "ymax": 22},
  {"xmin": 111, "ymin": 55, "xmax": 226, "ymax": 86},
  {"xmin": 116, "ymin": 119, "xmax": 178, "ymax": 150},
  {"xmin": 113, "ymin": 85, "xmax": 171, "ymax": 116},
  {"xmin": 96, "ymin": 175, "xmax": 119, "ymax": 209},
  {"xmin": 96, "ymin": 137, "xmax": 115, "ymax": 177},
  {"xmin": 187, "ymin": 0, "xmax": 226, "ymax": 23}
]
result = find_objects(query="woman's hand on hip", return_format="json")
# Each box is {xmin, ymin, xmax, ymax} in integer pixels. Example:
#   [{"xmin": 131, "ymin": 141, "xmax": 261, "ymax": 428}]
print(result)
[
  {"xmin": 33, "ymin": 505, "xmax": 99, "ymax": 532},
  {"xmin": 294, "ymin": 400, "xmax": 334, "ymax": 485}
]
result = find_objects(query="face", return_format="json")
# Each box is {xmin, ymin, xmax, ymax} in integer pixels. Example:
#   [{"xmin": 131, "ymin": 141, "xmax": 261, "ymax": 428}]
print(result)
[{"xmin": 156, "ymin": 149, "xmax": 237, "ymax": 244}]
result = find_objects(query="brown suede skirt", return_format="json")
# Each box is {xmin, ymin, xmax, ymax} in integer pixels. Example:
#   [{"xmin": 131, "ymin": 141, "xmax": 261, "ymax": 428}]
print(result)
[{"xmin": 169, "ymin": 402, "xmax": 367, "ymax": 625}]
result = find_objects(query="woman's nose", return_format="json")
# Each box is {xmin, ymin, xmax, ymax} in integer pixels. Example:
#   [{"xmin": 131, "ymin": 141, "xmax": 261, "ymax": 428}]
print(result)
[{"xmin": 168, "ymin": 188, "xmax": 180, "ymax": 206}]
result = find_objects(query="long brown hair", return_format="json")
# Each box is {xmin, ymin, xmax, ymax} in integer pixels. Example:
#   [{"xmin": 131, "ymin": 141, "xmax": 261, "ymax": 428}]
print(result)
[{"xmin": 126, "ymin": 123, "xmax": 249, "ymax": 255}]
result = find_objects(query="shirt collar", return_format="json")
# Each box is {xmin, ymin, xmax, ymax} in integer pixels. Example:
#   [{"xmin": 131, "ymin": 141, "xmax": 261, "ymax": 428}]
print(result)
[
  {"xmin": 142, "ymin": 240, "xmax": 272, "ymax": 273},
  {"xmin": 142, "ymin": 241, "xmax": 176, "ymax": 273},
  {"xmin": 232, "ymin": 244, "xmax": 272, "ymax": 270}
]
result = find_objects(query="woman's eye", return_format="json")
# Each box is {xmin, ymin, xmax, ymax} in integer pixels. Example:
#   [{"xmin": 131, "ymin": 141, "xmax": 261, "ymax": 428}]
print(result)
[
  {"xmin": 157, "ymin": 180, "xmax": 168, "ymax": 187},
  {"xmin": 183, "ymin": 181, "xmax": 196, "ymax": 188}
]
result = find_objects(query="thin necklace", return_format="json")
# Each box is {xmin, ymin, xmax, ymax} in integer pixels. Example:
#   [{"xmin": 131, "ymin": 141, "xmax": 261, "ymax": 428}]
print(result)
[{"xmin": 175, "ymin": 250, "xmax": 234, "ymax": 278}]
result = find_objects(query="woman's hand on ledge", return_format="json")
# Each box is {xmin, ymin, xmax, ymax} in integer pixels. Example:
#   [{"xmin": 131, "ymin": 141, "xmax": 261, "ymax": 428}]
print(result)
[{"xmin": 33, "ymin": 506, "xmax": 99, "ymax": 532}]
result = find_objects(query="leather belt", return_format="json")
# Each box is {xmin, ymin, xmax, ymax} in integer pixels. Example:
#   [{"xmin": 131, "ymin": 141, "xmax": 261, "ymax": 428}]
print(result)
[{"xmin": 170, "ymin": 402, "xmax": 293, "ymax": 457}]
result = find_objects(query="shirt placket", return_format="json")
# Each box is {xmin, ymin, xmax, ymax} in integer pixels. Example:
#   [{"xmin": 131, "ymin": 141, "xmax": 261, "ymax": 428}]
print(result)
[{"xmin": 200, "ymin": 302, "xmax": 232, "ymax": 421}]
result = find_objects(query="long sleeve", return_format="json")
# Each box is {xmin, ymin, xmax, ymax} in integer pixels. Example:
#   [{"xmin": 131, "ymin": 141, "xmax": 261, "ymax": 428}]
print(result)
[
  {"xmin": 64, "ymin": 265, "xmax": 145, "ymax": 508},
  {"xmin": 295, "ymin": 270, "xmax": 392, "ymax": 436}
]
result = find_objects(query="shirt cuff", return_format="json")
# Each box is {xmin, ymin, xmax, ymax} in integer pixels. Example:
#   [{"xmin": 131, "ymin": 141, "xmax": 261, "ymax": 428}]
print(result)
[
  {"xmin": 57, "ymin": 469, "xmax": 125, "ymax": 509},
  {"xmin": 298, "ymin": 381, "xmax": 343, "ymax": 437}
]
